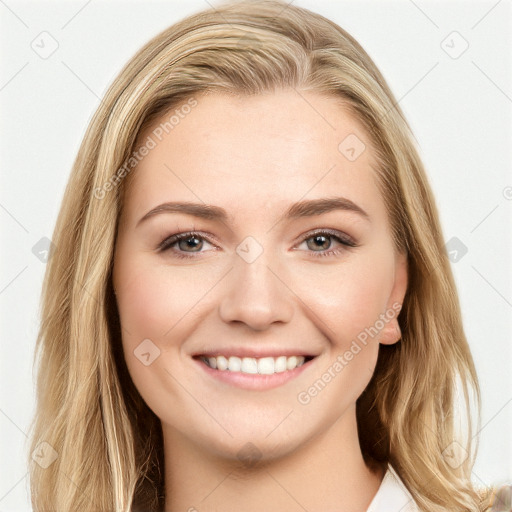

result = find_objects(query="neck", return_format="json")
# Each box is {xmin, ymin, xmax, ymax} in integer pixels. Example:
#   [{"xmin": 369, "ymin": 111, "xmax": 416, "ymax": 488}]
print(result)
[{"xmin": 163, "ymin": 406, "xmax": 385, "ymax": 512}]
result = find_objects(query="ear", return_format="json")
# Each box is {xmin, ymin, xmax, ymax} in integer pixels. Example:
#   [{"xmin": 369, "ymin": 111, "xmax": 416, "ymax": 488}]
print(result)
[{"xmin": 379, "ymin": 250, "xmax": 408, "ymax": 346}]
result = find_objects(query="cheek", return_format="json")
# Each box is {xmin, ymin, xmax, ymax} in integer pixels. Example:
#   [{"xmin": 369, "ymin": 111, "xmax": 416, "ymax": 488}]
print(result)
[
  {"xmin": 113, "ymin": 256, "xmax": 212, "ymax": 417},
  {"xmin": 290, "ymin": 254, "xmax": 393, "ymax": 417},
  {"xmin": 287, "ymin": 250, "xmax": 395, "ymax": 347},
  {"xmin": 114, "ymin": 255, "xmax": 215, "ymax": 341}
]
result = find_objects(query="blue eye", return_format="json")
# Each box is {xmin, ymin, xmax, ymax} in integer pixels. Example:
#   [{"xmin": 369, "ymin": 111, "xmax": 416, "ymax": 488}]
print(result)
[{"xmin": 158, "ymin": 229, "xmax": 357, "ymax": 260}]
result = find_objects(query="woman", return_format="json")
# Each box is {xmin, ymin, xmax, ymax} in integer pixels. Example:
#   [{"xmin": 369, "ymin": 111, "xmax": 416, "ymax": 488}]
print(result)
[{"xmin": 27, "ymin": 0, "xmax": 501, "ymax": 510}]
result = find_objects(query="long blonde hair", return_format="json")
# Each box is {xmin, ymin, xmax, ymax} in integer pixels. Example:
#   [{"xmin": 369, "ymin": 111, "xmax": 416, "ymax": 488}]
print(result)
[{"xmin": 27, "ymin": 1, "xmax": 498, "ymax": 510}]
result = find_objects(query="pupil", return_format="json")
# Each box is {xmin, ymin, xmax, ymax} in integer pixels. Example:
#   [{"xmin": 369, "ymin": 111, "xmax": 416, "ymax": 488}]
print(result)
[
  {"xmin": 181, "ymin": 236, "xmax": 201, "ymax": 251},
  {"xmin": 178, "ymin": 235, "xmax": 332, "ymax": 253},
  {"xmin": 312, "ymin": 235, "xmax": 329, "ymax": 250}
]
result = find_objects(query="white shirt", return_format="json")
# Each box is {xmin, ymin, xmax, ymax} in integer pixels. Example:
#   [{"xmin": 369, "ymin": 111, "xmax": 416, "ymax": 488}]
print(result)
[{"xmin": 366, "ymin": 464, "xmax": 419, "ymax": 512}]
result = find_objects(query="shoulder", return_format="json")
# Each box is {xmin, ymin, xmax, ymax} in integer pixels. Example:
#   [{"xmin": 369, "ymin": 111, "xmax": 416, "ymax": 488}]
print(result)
[
  {"xmin": 368, "ymin": 467, "xmax": 512, "ymax": 512},
  {"xmin": 480, "ymin": 483, "xmax": 512, "ymax": 511},
  {"xmin": 366, "ymin": 464, "xmax": 419, "ymax": 512}
]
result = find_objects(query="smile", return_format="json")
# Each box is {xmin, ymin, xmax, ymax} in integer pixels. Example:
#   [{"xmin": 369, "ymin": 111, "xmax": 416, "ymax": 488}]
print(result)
[
  {"xmin": 193, "ymin": 353, "xmax": 317, "ymax": 390},
  {"xmin": 200, "ymin": 354, "xmax": 314, "ymax": 374}
]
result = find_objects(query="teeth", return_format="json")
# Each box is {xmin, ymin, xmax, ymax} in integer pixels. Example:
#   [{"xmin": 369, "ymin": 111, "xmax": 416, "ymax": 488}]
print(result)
[
  {"xmin": 201, "ymin": 355, "xmax": 308, "ymax": 374},
  {"xmin": 240, "ymin": 357, "xmax": 258, "ymax": 374},
  {"xmin": 216, "ymin": 355, "xmax": 228, "ymax": 370},
  {"xmin": 274, "ymin": 356, "xmax": 287, "ymax": 373},
  {"xmin": 228, "ymin": 356, "xmax": 241, "ymax": 372},
  {"xmin": 258, "ymin": 357, "xmax": 274, "ymax": 375},
  {"xmin": 286, "ymin": 356, "xmax": 298, "ymax": 370}
]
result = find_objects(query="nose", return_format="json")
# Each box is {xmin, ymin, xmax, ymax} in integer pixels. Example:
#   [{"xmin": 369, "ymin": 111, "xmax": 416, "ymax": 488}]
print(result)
[{"xmin": 218, "ymin": 249, "xmax": 294, "ymax": 331}]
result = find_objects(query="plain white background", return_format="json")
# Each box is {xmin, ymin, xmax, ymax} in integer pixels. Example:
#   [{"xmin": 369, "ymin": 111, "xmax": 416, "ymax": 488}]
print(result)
[{"xmin": 1, "ymin": 0, "xmax": 511, "ymax": 509}]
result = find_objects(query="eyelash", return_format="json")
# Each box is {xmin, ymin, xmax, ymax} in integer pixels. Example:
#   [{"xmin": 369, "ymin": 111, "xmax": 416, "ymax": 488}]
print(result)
[{"xmin": 157, "ymin": 228, "xmax": 358, "ymax": 260}]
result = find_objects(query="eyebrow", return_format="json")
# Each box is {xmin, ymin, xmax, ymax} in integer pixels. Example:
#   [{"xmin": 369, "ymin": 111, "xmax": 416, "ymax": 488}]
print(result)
[{"xmin": 136, "ymin": 196, "xmax": 370, "ymax": 227}]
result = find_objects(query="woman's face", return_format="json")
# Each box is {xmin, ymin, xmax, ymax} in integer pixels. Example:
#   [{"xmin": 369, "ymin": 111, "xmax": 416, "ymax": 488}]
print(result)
[{"xmin": 113, "ymin": 89, "xmax": 407, "ymax": 461}]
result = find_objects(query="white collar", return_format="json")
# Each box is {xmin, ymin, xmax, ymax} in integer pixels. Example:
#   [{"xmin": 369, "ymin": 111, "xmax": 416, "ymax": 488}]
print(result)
[{"xmin": 366, "ymin": 464, "xmax": 419, "ymax": 512}]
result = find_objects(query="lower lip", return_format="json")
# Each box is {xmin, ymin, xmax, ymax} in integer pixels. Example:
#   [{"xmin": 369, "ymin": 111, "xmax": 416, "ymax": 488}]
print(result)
[{"xmin": 193, "ymin": 357, "xmax": 315, "ymax": 390}]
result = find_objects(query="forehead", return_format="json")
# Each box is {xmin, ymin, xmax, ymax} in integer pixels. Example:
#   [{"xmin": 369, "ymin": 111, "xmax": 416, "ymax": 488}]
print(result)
[{"xmin": 121, "ymin": 90, "xmax": 386, "ymax": 228}]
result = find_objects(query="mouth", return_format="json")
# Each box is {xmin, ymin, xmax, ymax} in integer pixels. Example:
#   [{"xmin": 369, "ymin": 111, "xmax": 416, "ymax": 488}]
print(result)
[
  {"xmin": 196, "ymin": 354, "xmax": 315, "ymax": 374},
  {"xmin": 192, "ymin": 353, "xmax": 317, "ymax": 390}
]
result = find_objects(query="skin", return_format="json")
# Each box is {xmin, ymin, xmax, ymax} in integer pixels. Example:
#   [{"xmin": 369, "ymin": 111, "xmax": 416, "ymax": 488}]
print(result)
[{"xmin": 112, "ymin": 89, "xmax": 408, "ymax": 512}]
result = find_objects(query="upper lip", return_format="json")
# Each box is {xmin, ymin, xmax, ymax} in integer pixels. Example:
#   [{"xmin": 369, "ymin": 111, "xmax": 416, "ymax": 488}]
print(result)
[{"xmin": 192, "ymin": 348, "xmax": 319, "ymax": 359}]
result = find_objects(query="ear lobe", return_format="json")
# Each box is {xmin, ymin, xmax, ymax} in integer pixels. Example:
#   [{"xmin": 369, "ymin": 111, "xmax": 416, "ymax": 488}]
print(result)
[
  {"xmin": 379, "ymin": 318, "xmax": 402, "ymax": 346},
  {"xmin": 379, "ymin": 251, "xmax": 408, "ymax": 346}
]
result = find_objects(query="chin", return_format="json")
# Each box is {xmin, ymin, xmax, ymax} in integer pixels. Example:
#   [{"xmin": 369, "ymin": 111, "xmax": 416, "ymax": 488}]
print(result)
[{"xmin": 182, "ymin": 418, "xmax": 309, "ymax": 466}]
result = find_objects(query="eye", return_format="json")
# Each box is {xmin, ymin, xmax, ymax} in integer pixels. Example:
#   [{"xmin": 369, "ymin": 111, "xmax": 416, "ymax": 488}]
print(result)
[
  {"xmin": 295, "ymin": 229, "xmax": 357, "ymax": 258},
  {"xmin": 157, "ymin": 231, "xmax": 216, "ymax": 259},
  {"xmin": 157, "ymin": 228, "xmax": 358, "ymax": 260}
]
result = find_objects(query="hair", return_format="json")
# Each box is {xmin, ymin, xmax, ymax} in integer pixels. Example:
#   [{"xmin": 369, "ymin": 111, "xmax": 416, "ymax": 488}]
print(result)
[{"xmin": 27, "ymin": 1, "xmax": 500, "ymax": 510}]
